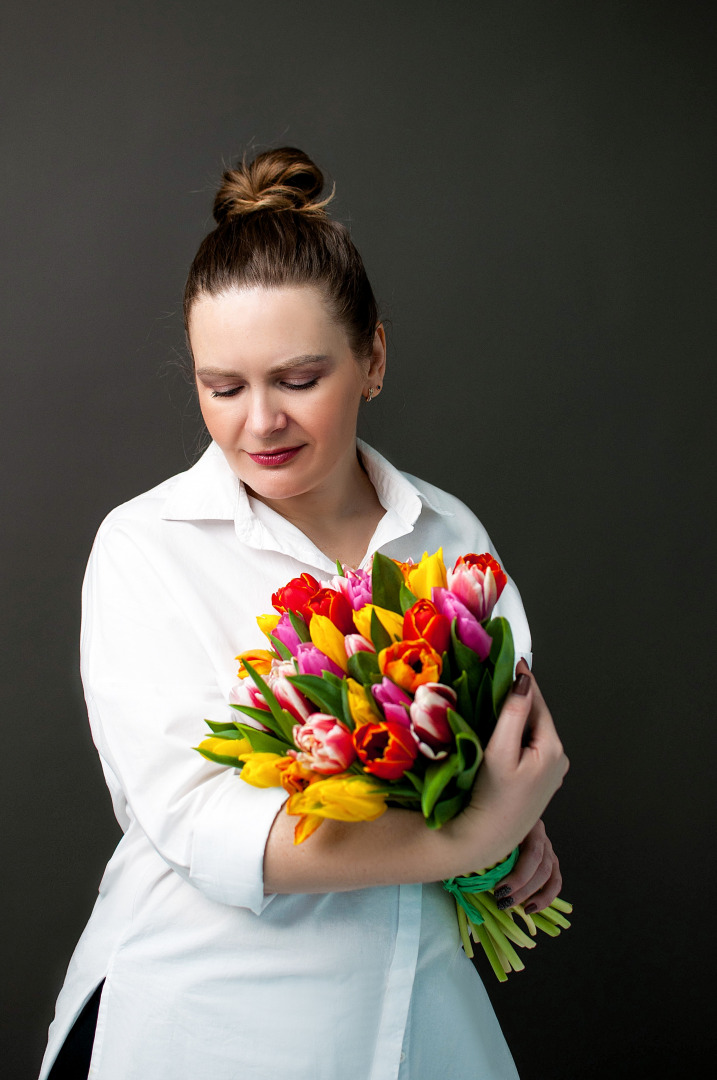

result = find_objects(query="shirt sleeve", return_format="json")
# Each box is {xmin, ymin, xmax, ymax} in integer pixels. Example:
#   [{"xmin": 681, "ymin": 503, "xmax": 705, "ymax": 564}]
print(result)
[{"xmin": 80, "ymin": 516, "xmax": 288, "ymax": 916}]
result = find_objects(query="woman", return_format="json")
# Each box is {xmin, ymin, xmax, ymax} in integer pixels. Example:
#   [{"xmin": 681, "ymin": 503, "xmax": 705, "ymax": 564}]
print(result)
[{"xmin": 40, "ymin": 148, "xmax": 568, "ymax": 1080}]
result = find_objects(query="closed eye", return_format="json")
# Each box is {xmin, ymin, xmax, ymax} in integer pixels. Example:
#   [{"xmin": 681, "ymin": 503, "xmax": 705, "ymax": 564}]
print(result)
[
  {"xmin": 282, "ymin": 378, "xmax": 319, "ymax": 391},
  {"xmin": 210, "ymin": 386, "xmax": 243, "ymax": 398}
]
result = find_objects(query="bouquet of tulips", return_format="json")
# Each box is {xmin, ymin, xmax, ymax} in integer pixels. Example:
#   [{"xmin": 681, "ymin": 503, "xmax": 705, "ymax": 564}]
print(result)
[{"xmin": 197, "ymin": 549, "xmax": 571, "ymax": 980}]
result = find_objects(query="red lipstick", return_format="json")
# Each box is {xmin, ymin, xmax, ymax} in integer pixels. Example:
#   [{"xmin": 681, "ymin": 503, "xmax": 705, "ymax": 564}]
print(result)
[{"xmin": 246, "ymin": 446, "xmax": 303, "ymax": 466}]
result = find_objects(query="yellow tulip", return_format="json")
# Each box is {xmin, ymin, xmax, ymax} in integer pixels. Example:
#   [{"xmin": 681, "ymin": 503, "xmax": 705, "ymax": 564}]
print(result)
[
  {"xmin": 286, "ymin": 775, "xmax": 388, "ymax": 844},
  {"xmin": 239, "ymin": 753, "xmax": 292, "ymax": 788},
  {"xmin": 235, "ymin": 649, "xmax": 276, "ymax": 679},
  {"xmin": 292, "ymin": 813, "xmax": 324, "ymax": 843},
  {"xmin": 197, "ymin": 735, "xmax": 253, "ymax": 762},
  {"xmin": 405, "ymin": 549, "xmax": 447, "ymax": 600},
  {"xmin": 256, "ymin": 613, "xmax": 280, "ymax": 639},
  {"xmin": 309, "ymin": 613, "xmax": 348, "ymax": 672},
  {"xmin": 347, "ymin": 678, "xmax": 380, "ymax": 727},
  {"xmin": 353, "ymin": 604, "xmax": 404, "ymax": 643}
]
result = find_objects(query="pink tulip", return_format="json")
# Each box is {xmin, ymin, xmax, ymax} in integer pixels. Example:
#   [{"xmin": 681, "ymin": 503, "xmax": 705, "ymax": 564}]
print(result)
[
  {"xmin": 431, "ymin": 588, "xmax": 492, "ymax": 661},
  {"xmin": 295, "ymin": 642, "xmax": 345, "ymax": 679},
  {"xmin": 290, "ymin": 714, "xmax": 357, "ymax": 774},
  {"xmin": 330, "ymin": 567, "xmax": 373, "ymax": 610},
  {"xmin": 447, "ymin": 554, "xmax": 507, "ymax": 623},
  {"xmin": 272, "ymin": 678, "xmax": 313, "ymax": 724},
  {"xmin": 409, "ymin": 682, "xmax": 456, "ymax": 759},
  {"xmin": 344, "ymin": 633, "xmax": 376, "ymax": 658},
  {"xmin": 229, "ymin": 681, "xmax": 271, "ymax": 731},
  {"xmin": 372, "ymin": 677, "xmax": 412, "ymax": 727},
  {"xmin": 272, "ymin": 612, "xmax": 303, "ymax": 656}
]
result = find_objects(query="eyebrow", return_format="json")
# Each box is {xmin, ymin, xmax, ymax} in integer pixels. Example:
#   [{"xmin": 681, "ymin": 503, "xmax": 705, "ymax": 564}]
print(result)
[{"xmin": 195, "ymin": 354, "xmax": 332, "ymax": 378}]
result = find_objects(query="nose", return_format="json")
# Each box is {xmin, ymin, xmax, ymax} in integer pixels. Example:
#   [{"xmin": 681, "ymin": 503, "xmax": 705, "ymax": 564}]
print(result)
[{"xmin": 245, "ymin": 389, "xmax": 288, "ymax": 439}]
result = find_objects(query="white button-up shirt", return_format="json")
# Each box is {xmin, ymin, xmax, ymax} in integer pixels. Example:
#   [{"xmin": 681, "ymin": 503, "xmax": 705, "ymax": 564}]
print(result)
[{"xmin": 40, "ymin": 440, "xmax": 530, "ymax": 1080}]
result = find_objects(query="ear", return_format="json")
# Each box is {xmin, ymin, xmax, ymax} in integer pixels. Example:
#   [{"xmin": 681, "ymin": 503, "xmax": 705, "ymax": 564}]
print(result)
[{"xmin": 363, "ymin": 324, "xmax": 387, "ymax": 393}]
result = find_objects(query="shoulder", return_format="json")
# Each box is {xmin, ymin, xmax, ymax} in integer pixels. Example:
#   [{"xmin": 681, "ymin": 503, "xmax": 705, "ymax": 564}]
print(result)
[{"xmin": 401, "ymin": 470, "xmax": 498, "ymax": 558}]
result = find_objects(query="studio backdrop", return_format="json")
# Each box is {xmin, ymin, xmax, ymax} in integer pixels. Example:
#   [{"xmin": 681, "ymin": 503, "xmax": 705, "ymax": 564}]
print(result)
[{"xmin": 1, "ymin": 2, "xmax": 714, "ymax": 1077}]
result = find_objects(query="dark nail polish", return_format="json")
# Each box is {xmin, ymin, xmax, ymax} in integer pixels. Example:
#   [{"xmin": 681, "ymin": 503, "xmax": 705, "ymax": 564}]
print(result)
[
  {"xmin": 513, "ymin": 673, "xmax": 530, "ymax": 696},
  {"xmin": 494, "ymin": 885, "xmax": 511, "ymax": 899},
  {"xmin": 524, "ymin": 903, "xmax": 538, "ymax": 915},
  {"xmin": 497, "ymin": 896, "xmax": 515, "ymax": 910}
]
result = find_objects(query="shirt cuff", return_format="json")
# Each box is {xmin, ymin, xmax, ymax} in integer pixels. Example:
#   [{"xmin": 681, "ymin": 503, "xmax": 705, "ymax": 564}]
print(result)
[{"xmin": 189, "ymin": 773, "xmax": 289, "ymax": 915}]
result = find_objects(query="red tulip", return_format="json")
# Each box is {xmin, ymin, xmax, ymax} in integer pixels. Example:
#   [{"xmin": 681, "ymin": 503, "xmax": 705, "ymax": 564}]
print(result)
[
  {"xmin": 403, "ymin": 598, "xmax": 451, "ymax": 655},
  {"xmin": 272, "ymin": 573, "xmax": 321, "ymax": 622},
  {"xmin": 353, "ymin": 720, "xmax": 418, "ymax": 780},
  {"xmin": 304, "ymin": 587, "xmax": 356, "ymax": 635}
]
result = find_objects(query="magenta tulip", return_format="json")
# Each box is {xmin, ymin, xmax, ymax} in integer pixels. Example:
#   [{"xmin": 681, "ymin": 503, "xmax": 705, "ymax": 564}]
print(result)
[
  {"xmin": 295, "ymin": 642, "xmax": 345, "ymax": 679},
  {"xmin": 431, "ymin": 588, "xmax": 492, "ymax": 660},
  {"xmin": 272, "ymin": 613, "xmax": 303, "ymax": 656},
  {"xmin": 330, "ymin": 567, "xmax": 373, "ymax": 610},
  {"xmin": 371, "ymin": 677, "xmax": 412, "ymax": 727}
]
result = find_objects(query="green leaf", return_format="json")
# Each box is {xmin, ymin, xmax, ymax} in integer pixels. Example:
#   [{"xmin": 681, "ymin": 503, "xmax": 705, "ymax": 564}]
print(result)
[
  {"xmin": 204, "ymin": 719, "xmax": 239, "ymax": 733},
  {"xmin": 230, "ymin": 703, "xmax": 278, "ymax": 728},
  {"xmin": 241, "ymin": 660, "xmax": 296, "ymax": 742},
  {"xmin": 450, "ymin": 620, "xmax": 483, "ymax": 696},
  {"xmin": 486, "ymin": 617, "xmax": 515, "ymax": 716},
  {"xmin": 421, "ymin": 753, "xmax": 462, "ymax": 819},
  {"xmin": 453, "ymin": 730, "xmax": 483, "ymax": 790},
  {"xmin": 347, "ymin": 650, "xmax": 382, "ymax": 686},
  {"xmin": 340, "ymin": 678, "xmax": 354, "ymax": 731},
  {"xmin": 335, "ymin": 559, "xmax": 345, "ymax": 576},
  {"xmin": 195, "ymin": 746, "xmax": 246, "ymax": 768},
  {"xmin": 268, "ymin": 634, "xmax": 293, "ymax": 661},
  {"xmin": 370, "ymin": 608, "xmax": 393, "ymax": 653},
  {"xmin": 203, "ymin": 726, "xmax": 245, "ymax": 740},
  {"xmin": 402, "ymin": 770, "xmax": 425, "ymax": 794},
  {"xmin": 474, "ymin": 669, "xmax": 496, "ymax": 747},
  {"xmin": 235, "ymin": 724, "xmax": 292, "ymax": 754},
  {"xmin": 426, "ymin": 792, "xmax": 467, "ymax": 829},
  {"xmin": 371, "ymin": 552, "xmax": 405, "ymax": 613},
  {"xmin": 288, "ymin": 611, "xmax": 311, "ymax": 643},
  {"xmin": 452, "ymin": 671, "xmax": 473, "ymax": 725},
  {"xmin": 399, "ymin": 583, "xmax": 419, "ymax": 614},
  {"xmin": 287, "ymin": 673, "xmax": 344, "ymax": 719}
]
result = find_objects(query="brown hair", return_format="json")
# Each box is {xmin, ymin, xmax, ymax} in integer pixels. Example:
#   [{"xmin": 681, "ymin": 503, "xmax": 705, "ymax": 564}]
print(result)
[{"xmin": 183, "ymin": 148, "xmax": 379, "ymax": 359}]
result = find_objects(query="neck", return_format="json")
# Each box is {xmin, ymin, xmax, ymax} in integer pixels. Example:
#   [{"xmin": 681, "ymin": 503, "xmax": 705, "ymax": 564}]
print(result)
[{"xmin": 247, "ymin": 446, "xmax": 385, "ymax": 566}]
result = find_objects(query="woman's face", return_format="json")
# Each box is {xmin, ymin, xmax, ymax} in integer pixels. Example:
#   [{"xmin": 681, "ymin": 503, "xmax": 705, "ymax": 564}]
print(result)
[{"xmin": 190, "ymin": 285, "xmax": 384, "ymax": 505}]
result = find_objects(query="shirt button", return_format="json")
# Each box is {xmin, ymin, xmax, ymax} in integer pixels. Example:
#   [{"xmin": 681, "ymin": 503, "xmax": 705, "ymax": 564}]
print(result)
[{"xmin": 400, "ymin": 1052, "xmax": 406, "ymax": 1063}]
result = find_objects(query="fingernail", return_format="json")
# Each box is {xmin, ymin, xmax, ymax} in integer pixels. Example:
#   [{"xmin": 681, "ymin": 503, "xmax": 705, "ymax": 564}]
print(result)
[
  {"xmin": 497, "ymin": 896, "xmax": 515, "ymax": 910},
  {"xmin": 524, "ymin": 903, "xmax": 537, "ymax": 915},
  {"xmin": 494, "ymin": 885, "xmax": 511, "ymax": 899},
  {"xmin": 513, "ymin": 673, "xmax": 530, "ymax": 696}
]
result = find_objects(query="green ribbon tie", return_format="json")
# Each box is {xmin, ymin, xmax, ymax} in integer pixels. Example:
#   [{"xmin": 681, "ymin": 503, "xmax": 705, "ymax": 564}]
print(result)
[{"xmin": 442, "ymin": 847, "xmax": 520, "ymax": 925}]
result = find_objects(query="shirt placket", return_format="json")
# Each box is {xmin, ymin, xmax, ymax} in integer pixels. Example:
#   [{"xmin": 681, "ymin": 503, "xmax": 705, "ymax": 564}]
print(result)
[{"xmin": 369, "ymin": 883, "xmax": 422, "ymax": 1080}]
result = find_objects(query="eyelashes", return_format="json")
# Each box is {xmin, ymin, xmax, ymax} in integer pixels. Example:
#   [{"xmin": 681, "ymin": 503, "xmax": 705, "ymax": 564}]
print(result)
[{"xmin": 210, "ymin": 378, "xmax": 319, "ymax": 399}]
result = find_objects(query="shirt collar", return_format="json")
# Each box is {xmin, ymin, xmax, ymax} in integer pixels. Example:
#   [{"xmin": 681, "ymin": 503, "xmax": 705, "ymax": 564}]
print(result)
[{"xmin": 161, "ymin": 439, "xmax": 451, "ymax": 562}]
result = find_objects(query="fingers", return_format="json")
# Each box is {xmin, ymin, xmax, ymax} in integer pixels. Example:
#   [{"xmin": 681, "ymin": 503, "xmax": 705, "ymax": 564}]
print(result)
[
  {"xmin": 493, "ymin": 821, "xmax": 562, "ymax": 912},
  {"xmin": 485, "ymin": 665, "xmax": 534, "ymax": 766}
]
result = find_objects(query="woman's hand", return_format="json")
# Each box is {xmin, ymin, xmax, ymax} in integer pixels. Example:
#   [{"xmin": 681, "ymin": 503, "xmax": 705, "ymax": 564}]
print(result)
[
  {"xmin": 493, "ymin": 819, "xmax": 562, "ymax": 913},
  {"xmin": 449, "ymin": 660, "xmax": 569, "ymax": 871}
]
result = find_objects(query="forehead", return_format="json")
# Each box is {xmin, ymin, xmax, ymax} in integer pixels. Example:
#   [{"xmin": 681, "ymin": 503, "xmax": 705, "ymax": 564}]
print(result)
[{"xmin": 188, "ymin": 285, "xmax": 348, "ymax": 362}]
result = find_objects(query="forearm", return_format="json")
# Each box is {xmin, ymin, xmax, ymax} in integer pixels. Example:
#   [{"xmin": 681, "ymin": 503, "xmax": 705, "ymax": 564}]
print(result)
[{"xmin": 263, "ymin": 805, "xmax": 510, "ymax": 895}]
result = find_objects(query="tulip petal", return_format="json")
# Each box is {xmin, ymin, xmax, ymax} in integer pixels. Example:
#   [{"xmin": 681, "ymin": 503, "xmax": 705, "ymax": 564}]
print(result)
[{"xmin": 309, "ymin": 614, "xmax": 349, "ymax": 673}]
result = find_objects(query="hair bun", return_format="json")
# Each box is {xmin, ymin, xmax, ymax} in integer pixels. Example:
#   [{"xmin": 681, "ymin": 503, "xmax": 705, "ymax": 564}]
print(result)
[{"xmin": 213, "ymin": 147, "xmax": 333, "ymax": 224}]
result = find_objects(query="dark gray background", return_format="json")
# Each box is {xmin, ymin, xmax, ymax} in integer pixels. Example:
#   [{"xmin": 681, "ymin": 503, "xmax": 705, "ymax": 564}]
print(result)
[{"xmin": 2, "ymin": 2, "xmax": 715, "ymax": 1077}]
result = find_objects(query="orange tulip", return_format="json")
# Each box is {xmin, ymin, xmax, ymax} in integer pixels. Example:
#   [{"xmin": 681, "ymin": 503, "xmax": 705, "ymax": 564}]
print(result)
[{"xmin": 378, "ymin": 639, "xmax": 442, "ymax": 693}]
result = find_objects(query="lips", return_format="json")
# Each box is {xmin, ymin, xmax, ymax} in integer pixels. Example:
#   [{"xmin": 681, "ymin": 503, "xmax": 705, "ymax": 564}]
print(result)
[{"xmin": 246, "ymin": 446, "xmax": 303, "ymax": 466}]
